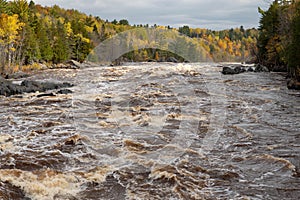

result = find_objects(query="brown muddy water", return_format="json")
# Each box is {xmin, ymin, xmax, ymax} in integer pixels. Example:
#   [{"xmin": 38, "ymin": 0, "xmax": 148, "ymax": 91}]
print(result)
[{"xmin": 0, "ymin": 63, "xmax": 299, "ymax": 200}]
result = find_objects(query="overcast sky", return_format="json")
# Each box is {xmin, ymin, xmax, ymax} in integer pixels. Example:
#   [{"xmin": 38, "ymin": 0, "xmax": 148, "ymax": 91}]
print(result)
[{"xmin": 33, "ymin": 0, "xmax": 271, "ymax": 30}]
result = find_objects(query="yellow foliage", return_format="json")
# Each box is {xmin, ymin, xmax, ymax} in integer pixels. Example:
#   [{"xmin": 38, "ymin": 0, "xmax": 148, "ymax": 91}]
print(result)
[
  {"xmin": 58, "ymin": 17, "xmax": 65, "ymax": 24},
  {"xmin": 0, "ymin": 14, "xmax": 24, "ymax": 44},
  {"xmin": 84, "ymin": 25, "xmax": 93, "ymax": 33},
  {"xmin": 64, "ymin": 22, "xmax": 73, "ymax": 37},
  {"xmin": 75, "ymin": 33, "xmax": 90, "ymax": 43}
]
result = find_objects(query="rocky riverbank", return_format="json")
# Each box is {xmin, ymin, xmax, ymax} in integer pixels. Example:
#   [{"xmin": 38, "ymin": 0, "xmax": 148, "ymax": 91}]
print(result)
[
  {"xmin": 220, "ymin": 64, "xmax": 300, "ymax": 90},
  {"xmin": 0, "ymin": 78, "xmax": 73, "ymax": 97},
  {"xmin": 0, "ymin": 60, "xmax": 97, "ymax": 97}
]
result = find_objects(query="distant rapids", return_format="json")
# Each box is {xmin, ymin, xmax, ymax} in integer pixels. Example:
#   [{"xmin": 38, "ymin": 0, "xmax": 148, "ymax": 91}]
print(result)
[{"xmin": 0, "ymin": 63, "xmax": 299, "ymax": 200}]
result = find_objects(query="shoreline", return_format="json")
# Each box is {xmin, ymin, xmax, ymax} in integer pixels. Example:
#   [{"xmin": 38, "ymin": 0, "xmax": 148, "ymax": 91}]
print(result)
[{"xmin": 1, "ymin": 61, "xmax": 299, "ymax": 98}]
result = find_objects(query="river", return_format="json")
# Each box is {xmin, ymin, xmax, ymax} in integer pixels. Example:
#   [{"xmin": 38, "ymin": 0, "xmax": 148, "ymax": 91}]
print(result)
[{"xmin": 0, "ymin": 63, "xmax": 299, "ymax": 200}]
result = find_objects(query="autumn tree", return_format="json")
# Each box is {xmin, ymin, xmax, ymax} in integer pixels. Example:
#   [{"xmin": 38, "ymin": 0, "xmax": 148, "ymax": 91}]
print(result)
[{"xmin": 0, "ymin": 13, "xmax": 24, "ymax": 73}]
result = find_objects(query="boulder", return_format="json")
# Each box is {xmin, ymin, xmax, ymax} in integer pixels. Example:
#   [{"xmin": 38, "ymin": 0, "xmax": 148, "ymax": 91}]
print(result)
[
  {"xmin": 222, "ymin": 67, "xmax": 236, "ymax": 75},
  {"xmin": 39, "ymin": 63, "xmax": 48, "ymax": 70},
  {"xmin": 66, "ymin": 60, "xmax": 82, "ymax": 69},
  {"xmin": 222, "ymin": 65, "xmax": 248, "ymax": 75},
  {"xmin": 234, "ymin": 66, "xmax": 246, "ymax": 74}
]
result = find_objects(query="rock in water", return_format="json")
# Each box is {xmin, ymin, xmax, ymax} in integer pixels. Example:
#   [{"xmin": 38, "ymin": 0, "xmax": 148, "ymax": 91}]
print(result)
[
  {"xmin": 222, "ymin": 67, "xmax": 238, "ymax": 75},
  {"xmin": 57, "ymin": 89, "xmax": 73, "ymax": 94},
  {"xmin": 0, "ymin": 79, "xmax": 74, "ymax": 97},
  {"xmin": 247, "ymin": 67, "xmax": 255, "ymax": 72},
  {"xmin": 37, "ymin": 93, "xmax": 56, "ymax": 98},
  {"xmin": 234, "ymin": 66, "xmax": 246, "ymax": 74}
]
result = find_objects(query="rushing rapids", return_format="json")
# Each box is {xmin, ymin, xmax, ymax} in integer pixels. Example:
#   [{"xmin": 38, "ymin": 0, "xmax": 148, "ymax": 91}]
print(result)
[{"xmin": 0, "ymin": 63, "xmax": 299, "ymax": 200}]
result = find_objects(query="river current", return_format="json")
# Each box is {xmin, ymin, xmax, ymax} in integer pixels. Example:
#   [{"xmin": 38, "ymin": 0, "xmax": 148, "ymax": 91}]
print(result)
[{"xmin": 0, "ymin": 63, "xmax": 299, "ymax": 200}]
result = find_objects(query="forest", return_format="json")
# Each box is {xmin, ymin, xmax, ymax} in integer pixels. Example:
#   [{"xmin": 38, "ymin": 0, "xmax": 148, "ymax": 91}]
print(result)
[
  {"xmin": 0, "ymin": 0, "xmax": 259, "ymax": 74},
  {"xmin": 257, "ymin": 0, "xmax": 300, "ymax": 82},
  {"xmin": 0, "ymin": 0, "xmax": 299, "ymax": 84}
]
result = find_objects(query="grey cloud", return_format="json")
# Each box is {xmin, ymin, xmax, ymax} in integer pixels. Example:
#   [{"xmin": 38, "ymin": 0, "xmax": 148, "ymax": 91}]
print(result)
[{"xmin": 33, "ymin": 0, "xmax": 270, "ymax": 29}]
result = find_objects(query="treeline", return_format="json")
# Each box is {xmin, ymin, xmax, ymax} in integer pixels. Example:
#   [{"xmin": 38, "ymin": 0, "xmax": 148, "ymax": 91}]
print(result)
[
  {"xmin": 119, "ymin": 26, "xmax": 258, "ymax": 63},
  {"xmin": 257, "ymin": 0, "xmax": 300, "ymax": 80},
  {"xmin": 0, "ymin": 0, "xmax": 259, "ymax": 74},
  {"xmin": 0, "ymin": 0, "xmax": 132, "ymax": 73}
]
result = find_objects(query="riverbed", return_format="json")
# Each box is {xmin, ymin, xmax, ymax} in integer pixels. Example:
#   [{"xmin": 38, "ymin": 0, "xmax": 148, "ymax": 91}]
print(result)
[{"xmin": 0, "ymin": 63, "xmax": 299, "ymax": 200}]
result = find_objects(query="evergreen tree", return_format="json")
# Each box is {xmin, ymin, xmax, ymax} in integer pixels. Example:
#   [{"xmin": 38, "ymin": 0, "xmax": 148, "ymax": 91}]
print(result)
[
  {"xmin": 0, "ymin": 0, "xmax": 7, "ymax": 14},
  {"xmin": 36, "ymin": 21, "xmax": 53, "ymax": 62},
  {"xmin": 287, "ymin": 1, "xmax": 300, "ymax": 79},
  {"xmin": 52, "ymin": 21, "xmax": 70, "ymax": 63}
]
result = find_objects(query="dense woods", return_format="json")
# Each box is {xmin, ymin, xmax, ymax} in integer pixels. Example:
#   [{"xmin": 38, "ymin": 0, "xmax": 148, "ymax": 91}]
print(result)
[
  {"xmin": 0, "ymin": 0, "xmax": 260, "ymax": 74},
  {"xmin": 257, "ymin": 0, "xmax": 300, "ymax": 81}
]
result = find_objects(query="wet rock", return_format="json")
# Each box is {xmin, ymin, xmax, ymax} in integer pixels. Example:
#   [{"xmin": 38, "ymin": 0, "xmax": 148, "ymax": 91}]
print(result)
[
  {"xmin": 57, "ymin": 89, "xmax": 73, "ymax": 94},
  {"xmin": 37, "ymin": 93, "xmax": 56, "ymax": 98},
  {"xmin": 234, "ymin": 66, "xmax": 246, "ymax": 74},
  {"xmin": 166, "ymin": 57, "xmax": 178, "ymax": 63},
  {"xmin": 222, "ymin": 64, "xmax": 269, "ymax": 75},
  {"xmin": 254, "ymin": 64, "xmax": 269, "ymax": 72},
  {"xmin": 287, "ymin": 79, "xmax": 300, "ymax": 90},
  {"xmin": 222, "ymin": 67, "xmax": 239, "ymax": 75},
  {"xmin": 0, "ymin": 79, "xmax": 74, "ymax": 97},
  {"xmin": 247, "ymin": 67, "xmax": 255, "ymax": 72},
  {"xmin": 148, "ymin": 59, "xmax": 157, "ymax": 62}
]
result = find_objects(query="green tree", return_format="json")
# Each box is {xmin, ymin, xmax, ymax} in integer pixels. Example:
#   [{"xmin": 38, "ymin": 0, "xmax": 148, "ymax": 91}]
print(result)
[
  {"xmin": 36, "ymin": 21, "xmax": 53, "ymax": 62},
  {"xmin": 52, "ymin": 21, "xmax": 70, "ymax": 63},
  {"xmin": 179, "ymin": 25, "xmax": 190, "ymax": 37},
  {"xmin": 257, "ymin": 1, "xmax": 281, "ymax": 66},
  {"xmin": 23, "ymin": 24, "xmax": 40, "ymax": 64},
  {"xmin": 287, "ymin": 1, "xmax": 300, "ymax": 79},
  {"xmin": 119, "ymin": 19, "xmax": 129, "ymax": 26},
  {"xmin": 9, "ymin": 0, "xmax": 29, "ymax": 22},
  {"xmin": 0, "ymin": 0, "xmax": 7, "ymax": 14}
]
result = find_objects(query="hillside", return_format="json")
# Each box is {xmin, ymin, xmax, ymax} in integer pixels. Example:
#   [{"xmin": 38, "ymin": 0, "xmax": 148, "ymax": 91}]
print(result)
[{"xmin": 0, "ymin": 0, "xmax": 259, "ymax": 74}]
